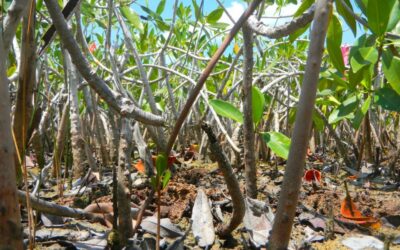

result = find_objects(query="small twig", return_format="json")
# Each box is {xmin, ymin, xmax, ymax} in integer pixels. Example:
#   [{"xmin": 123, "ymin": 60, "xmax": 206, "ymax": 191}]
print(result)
[{"xmin": 132, "ymin": 189, "xmax": 155, "ymax": 234}]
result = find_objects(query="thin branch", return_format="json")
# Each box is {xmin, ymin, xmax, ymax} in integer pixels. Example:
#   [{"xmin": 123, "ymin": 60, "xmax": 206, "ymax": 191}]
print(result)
[
  {"xmin": 38, "ymin": 0, "xmax": 83, "ymax": 56},
  {"xmin": 201, "ymin": 123, "xmax": 245, "ymax": 237},
  {"xmin": 2, "ymin": 0, "xmax": 29, "ymax": 53},
  {"xmin": 247, "ymin": 4, "xmax": 315, "ymax": 39}
]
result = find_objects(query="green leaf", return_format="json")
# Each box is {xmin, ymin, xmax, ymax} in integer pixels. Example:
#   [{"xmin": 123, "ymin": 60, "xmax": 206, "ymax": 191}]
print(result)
[
  {"xmin": 348, "ymin": 66, "xmax": 363, "ymax": 88},
  {"xmin": 155, "ymin": 19, "xmax": 170, "ymax": 31},
  {"xmin": 162, "ymin": 170, "xmax": 171, "ymax": 189},
  {"xmin": 294, "ymin": 0, "xmax": 314, "ymax": 17},
  {"xmin": 360, "ymin": 65, "xmax": 373, "ymax": 90},
  {"xmin": 177, "ymin": 3, "xmax": 186, "ymax": 18},
  {"xmin": 328, "ymin": 71, "xmax": 349, "ymax": 89},
  {"xmin": 7, "ymin": 65, "xmax": 16, "ymax": 77},
  {"xmin": 120, "ymin": 6, "xmax": 143, "ymax": 32},
  {"xmin": 209, "ymin": 99, "xmax": 243, "ymax": 123},
  {"xmin": 261, "ymin": 132, "xmax": 291, "ymax": 159},
  {"xmin": 209, "ymin": 22, "xmax": 230, "ymax": 29},
  {"xmin": 140, "ymin": 5, "xmax": 169, "ymax": 31},
  {"xmin": 350, "ymin": 46, "xmax": 378, "ymax": 73},
  {"xmin": 141, "ymin": 5, "xmax": 158, "ymax": 18},
  {"xmin": 207, "ymin": 8, "xmax": 224, "ymax": 24},
  {"xmin": 156, "ymin": 0, "xmax": 166, "ymax": 15},
  {"xmin": 366, "ymin": 0, "xmax": 396, "ymax": 35},
  {"xmin": 335, "ymin": 0, "xmax": 357, "ymax": 36},
  {"xmin": 156, "ymin": 154, "xmax": 167, "ymax": 174},
  {"xmin": 382, "ymin": 49, "xmax": 400, "ymax": 95},
  {"xmin": 351, "ymin": 95, "xmax": 371, "ymax": 129},
  {"xmin": 351, "ymin": 33, "xmax": 376, "ymax": 48},
  {"xmin": 355, "ymin": 0, "xmax": 367, "ymax": 16},
  {"xmin": 252, "ymin": 86, "xmax": 265, "ymax": 124},
  {"xmin": 327, "ymin": 14, "xmax": 345, "ymax": 73},
  {"xmin": 375, "ymin": 87, "xmax": 400, "ymax": 112},
  {"xmin": 95, "ymin": 19, "xmax": 107, "ymax": 29},
  {"xmin": 36, "ymin": 0, "xmax": 43, "ymax": 10},
  {"xmin": 192, "ymin": 0, "xmax": 201, "ymax": 19},
  {"xmin": 387, "ymin": 0, "xmax": 400, "ymax": 31},
  {"xmin": 328, "ymin": 95, "xmax": 359, "ymax": 124},
  {"xmin": 289, "ymin": 24, "xmax": 310, "ymax": 42},
  {"xmin": 150, "ymin": 176, "xmax": 157, "ymax": 189},
  {"xmin": 312, "ymin": 111, "xmax": 325, "ymax": 131}
]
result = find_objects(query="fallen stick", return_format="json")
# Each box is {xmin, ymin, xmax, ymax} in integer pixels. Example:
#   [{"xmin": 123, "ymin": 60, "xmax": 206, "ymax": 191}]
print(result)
[
  {"xmin": 17, "ymin": 190, "xmax": 140, "ymax": 226},
  {"xmin": 132, "ymin": 189, "xmax": 155, "ymax": 234},
  {"xmin": 18, "ymin": 190, "xmax": 102, "ymax": 221}
]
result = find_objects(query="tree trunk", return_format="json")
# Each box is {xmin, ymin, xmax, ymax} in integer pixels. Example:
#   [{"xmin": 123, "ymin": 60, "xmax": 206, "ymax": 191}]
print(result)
[
  {"xmin": 108, "ymin": 110, "xmax": 121, "ymax": 164},
  {"xmin": 0, "ymin": 34, "xmax": 23, "ymax": 250},
  {"xmin": 242, "ymin": 23, "xmax": 257, "ymax": 198},
  {"xmin": 63, "ymin": 50, "xmax": 88, "ymax": 178},
  {"xmin": 269, "ymin": 0, "xmax": 332, "ymax": 248},
  {"xmin": 117, "ymin": 118, "xmax": 134, "ymax": 245},
  {"xmin": 90, "ymin": 90, "xmax": 110, "ymax": 179}
]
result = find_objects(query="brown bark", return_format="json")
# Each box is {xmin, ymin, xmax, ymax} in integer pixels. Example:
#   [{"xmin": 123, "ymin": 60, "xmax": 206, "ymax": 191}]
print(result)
[
  {"xmin": 108, "ymin": 110, "xmax": 121, "ymax": 164},
  {"xmin": 242, "ymin": 24, "xmax": 257, "ymax": 199},
  {"xmin": 90, "ymin": 90, "xmax": 110, "ymax": 178},
  {"xmin": 117, "ymin": 118, "xmax": 134, "ymax": 245},
  {"xmin": 247, "ymin": 4, "xmax": 315, "ymax": 38},
  {"xmin": 64, "ymin": 50, "xmax": 88, "ymax": 178},
  {"xmin": 0, "ymin": 35, "xmax": 23, "ymax": 250},
  {"xmin": 268, "ymin": 0, "xmax": 332, "ymax": 249},
  {"xmin": 17, "ymin": 190, "xmax": 98, "ymax": 221},
  {"xmin": 201, "ymin": 123, "xmax": 245, "ymax": 237}
]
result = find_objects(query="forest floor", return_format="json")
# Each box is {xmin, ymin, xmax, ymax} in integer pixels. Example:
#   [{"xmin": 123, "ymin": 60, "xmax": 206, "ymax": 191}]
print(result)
[{"xmin": 22, "ymin": 150, "xmax": 400, "ymax": 249}]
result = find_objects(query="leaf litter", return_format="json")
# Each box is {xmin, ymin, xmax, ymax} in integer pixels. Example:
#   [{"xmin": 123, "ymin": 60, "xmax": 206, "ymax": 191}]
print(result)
[{"xmin": 22, "ymin": 154, "xmax": 400, "ymax": 249}]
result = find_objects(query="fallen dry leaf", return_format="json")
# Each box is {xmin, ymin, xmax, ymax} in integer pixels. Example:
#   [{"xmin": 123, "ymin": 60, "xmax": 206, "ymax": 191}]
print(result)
[{"xmin": 191, "ymin": 188, "xmax": 215, "ymax": 247}]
